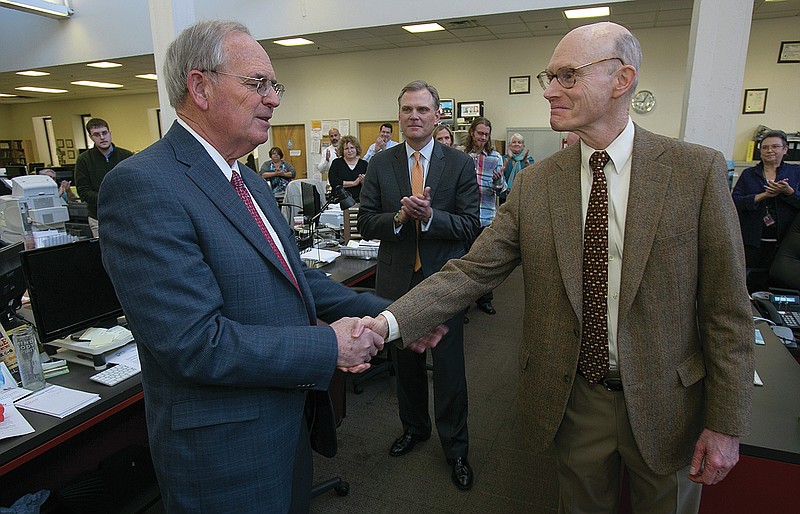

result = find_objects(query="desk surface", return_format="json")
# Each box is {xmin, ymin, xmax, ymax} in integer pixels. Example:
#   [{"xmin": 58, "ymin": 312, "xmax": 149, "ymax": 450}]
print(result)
[{"xmin": 741, "ymin": 322, "xmax": 800, "ymax": 464}]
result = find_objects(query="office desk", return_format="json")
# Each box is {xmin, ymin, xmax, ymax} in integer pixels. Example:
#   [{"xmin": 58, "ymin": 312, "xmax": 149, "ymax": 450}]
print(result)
[
  {"xmin": 0, "ymin": 256, "xmax": 376, "ymax": 507},
  {"xmin": 698, "ymin": 322, "xmax": 800, "ymax": 513}
]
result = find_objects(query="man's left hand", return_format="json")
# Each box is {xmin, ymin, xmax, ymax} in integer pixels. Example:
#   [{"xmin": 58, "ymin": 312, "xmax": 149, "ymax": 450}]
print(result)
[
  {"xmin": 688, "ymin": 428, "xmax": 739, "ymax": 485},
  {"xmin": 400, "ymin": 187, "xmax": 432, "ymax": 222}
]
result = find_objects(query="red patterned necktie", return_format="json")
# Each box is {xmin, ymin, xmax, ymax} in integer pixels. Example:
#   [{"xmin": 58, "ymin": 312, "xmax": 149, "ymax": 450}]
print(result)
[
  {"xmin": 579, "ymin": 151, "xmax": 610, "ymax": 383},
  {"xmin": 230, "ymin": 169, "xmax": 300, "ymax": 293}
]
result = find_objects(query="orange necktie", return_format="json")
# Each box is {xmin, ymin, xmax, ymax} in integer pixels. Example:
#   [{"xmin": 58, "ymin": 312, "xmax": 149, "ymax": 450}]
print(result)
[{"xmin": 411, "ymin": 152, "xmax": 423, "ymax": 272}]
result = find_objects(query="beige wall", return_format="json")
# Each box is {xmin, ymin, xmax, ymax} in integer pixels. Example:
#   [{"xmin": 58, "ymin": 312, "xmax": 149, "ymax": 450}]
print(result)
[{"xmin": 1, "ymin": 17, "xmax": 796, "ymax": 167}]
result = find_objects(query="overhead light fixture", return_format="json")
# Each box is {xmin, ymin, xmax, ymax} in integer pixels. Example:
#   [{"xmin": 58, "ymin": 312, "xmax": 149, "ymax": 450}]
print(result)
[
  {"xmin": 402, "ymin": 22, "xmax": 445, "ymax": 33},
  {"xmin": 86, "ymin": 61, "xmax": 122, "ymax": 68},
  {"xmin": 0, "ymin": 0, "xmax": 74, "ymax": 18},
  {"xmin": 135, "ymin": 74, "xmax": 158, "ymax": 81},
  {"xmin": 16, "ymin": 70, "xmax": 50, "ymax": 77},
  {"xmin": 564, "ymin": 6, "xmax": 611, "ymax": 19},
  {"xmin": 71, "ymin": 80, "xmax": 124, "ymax": 89},
  {"xmin": 274, "ymin": 37, "xmax": 314, "ymax": 46},
  {"xmin": 15, "ymin": 86, "xmax": 68, "ymax": 94},
  {"xmin": 0, "ymin": 93, "xmax": 18, "ymax": 97}
]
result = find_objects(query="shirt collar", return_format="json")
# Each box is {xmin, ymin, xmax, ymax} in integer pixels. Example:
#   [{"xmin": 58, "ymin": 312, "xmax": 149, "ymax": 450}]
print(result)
[
  {"xmin": 579, "ymin": 117, "xmax": 634, "ymax": 174},
  {"xmin": 405, "ymin": 138, "xmax": 434, "ymax": 163},
  {"xmin": 177, "ymin": 117, "xmax": 240, "ymax": 180}
]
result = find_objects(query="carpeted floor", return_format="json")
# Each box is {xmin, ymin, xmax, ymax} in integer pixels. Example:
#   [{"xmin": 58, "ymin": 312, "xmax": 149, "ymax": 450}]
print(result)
[{"xmin": 311, "ymin": 267, "xmax": 559, "ymax": 513}]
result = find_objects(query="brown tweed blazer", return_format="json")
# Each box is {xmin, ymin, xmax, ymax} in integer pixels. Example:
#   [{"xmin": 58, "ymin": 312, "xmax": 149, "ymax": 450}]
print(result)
[{"xmin": 388, "ymin": 125, "xmax": 754, "ymax": 474}]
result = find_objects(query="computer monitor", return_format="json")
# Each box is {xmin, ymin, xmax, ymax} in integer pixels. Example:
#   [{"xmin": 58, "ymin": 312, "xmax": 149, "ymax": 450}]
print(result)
[
  {"xmin": 0, "ymin": 242, "xmax": 26, "ymax": 327},
  {"xmin": 457, "ymin": 101, "xmax": 484, "ymax": 121},
  {"xmin": 1, "ymin": 165, "xmax": 27, "ymax": 179},
  {"xmin": 439, "ymin": 98, "xmax": 455, "ymax": 125},
  {"xmin": 21, "ymin": 238, "xmax": 123, "ymax": 344},
  {"xmin": 301, "ymin": 182, "xmax": 321, "ymax": 222},
  {"xmin": 28, "ymin": 163, "xmax": 45, "ymax": 174}
]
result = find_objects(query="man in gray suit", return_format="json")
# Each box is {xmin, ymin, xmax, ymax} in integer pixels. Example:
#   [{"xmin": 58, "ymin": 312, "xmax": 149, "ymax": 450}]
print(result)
[
  {"xmin": 98, "ymin": 20, "xmax": 440, "ymax": 514},
  {"xmin": 368, "ymin": 23, "xmax": 754, "ymax": 512},
  {"xmin": 358, "ymin": 80, "xmax": 480, "ymax": 490}
]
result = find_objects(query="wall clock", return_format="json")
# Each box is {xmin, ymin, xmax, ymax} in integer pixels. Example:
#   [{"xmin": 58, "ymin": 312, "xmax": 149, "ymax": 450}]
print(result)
[{"xmin": 631, "ymin": 90, "xmax": 656, "ymax": 114}]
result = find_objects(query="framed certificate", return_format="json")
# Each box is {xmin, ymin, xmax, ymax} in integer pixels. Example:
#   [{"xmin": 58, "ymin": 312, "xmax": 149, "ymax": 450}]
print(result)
[
  {"xmin": 509, "ymin": 76, "xmax": 530, "ymax": 95},
  {"xmin": 742, "ymin": 88, "xmax": 767, "ymax": 114},
  {"xmin": 778, "ymin": 41, "xmax": 800, "ymax": 63}
]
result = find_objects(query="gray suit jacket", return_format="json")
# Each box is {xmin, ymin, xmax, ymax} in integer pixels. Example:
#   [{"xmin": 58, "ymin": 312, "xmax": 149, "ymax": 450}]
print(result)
[
  {"xmin": 358, "ymin": 141, "xmax": 479, "ymax": 300},
  {"xmin": 387, "ymin": 126, "xmax": 754, "ymax": 474},
  {"xmin": 98, "ymin": 122, "xmax": 388, "ymax": 513}
]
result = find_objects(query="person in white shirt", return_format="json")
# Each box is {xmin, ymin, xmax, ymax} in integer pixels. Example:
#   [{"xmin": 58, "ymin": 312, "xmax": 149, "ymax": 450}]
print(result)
[
  {"xmin": 313, "ymin": 128, "xmax": 341, "ymax": 180},
  {"xmin": 363, "ymin": 123, "xmax": 399, "ymax": 162}
]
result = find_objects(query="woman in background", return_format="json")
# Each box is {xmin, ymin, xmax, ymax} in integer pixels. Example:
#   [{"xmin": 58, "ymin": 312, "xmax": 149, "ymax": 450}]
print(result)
[
  {"xmin": 732, "ymin": 129, "xmax": 800, "ymax": 292},
  {"xmin": 260, "ymin": 147, "xmax": 295, "ymax": 196},
  {"xmin": 502, "ymin": 133, "xmax": 535, "ymax": 192},
  {"xmin": 328, "ymin": 135, "xmax": 367, "ymax": 203}
]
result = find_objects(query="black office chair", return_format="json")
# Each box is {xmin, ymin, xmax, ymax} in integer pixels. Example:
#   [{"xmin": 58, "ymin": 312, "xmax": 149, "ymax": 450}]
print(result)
[{"xmin": 770, "ymin": 212, "xmax": 800, "ymax": 291}]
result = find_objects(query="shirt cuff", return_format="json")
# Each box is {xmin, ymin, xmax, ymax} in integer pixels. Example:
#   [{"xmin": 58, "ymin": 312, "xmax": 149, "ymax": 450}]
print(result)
[{"xmin": 381, "ymin": 310, "xmax": 401, "ymax": 342}]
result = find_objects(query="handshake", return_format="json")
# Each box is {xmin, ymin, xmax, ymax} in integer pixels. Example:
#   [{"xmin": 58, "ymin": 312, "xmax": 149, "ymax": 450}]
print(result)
[{"xmin": 331, "ymin": 314, "xmax": 448, "ymax": 373}]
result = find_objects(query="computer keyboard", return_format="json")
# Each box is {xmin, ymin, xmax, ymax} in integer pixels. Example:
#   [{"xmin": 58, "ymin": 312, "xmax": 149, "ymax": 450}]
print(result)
[{"xmin": 89, "ymin": 364, "xmax": 140, "ymax": 386}]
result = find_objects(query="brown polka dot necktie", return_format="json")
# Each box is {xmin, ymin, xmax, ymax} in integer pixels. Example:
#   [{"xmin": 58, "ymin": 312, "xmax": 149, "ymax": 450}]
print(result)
[{"xmin": 579, "ymin": 151, "xmax": 610, "ymax": 383}]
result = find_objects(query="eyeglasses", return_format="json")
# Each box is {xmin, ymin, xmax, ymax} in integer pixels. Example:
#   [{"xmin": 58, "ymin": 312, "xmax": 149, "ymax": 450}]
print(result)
[
  {"xmin": 761, "ymin": 144, "xmax": 786, "ymax": 151},
  {"xmin": 205, "ymin": 70, "xmax": 285, "ymax": 99},
  {"xmin": 537, "ymin": 57, "xmax": 624, "ymax": 90}
]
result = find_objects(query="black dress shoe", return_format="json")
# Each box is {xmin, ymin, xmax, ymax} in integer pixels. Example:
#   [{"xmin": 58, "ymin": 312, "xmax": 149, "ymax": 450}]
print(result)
[
  {"xmin": 477, "ymin": 301, "xmax": 496, "ymax": 315},
  {"xmin": 389, "ymin": 430, "xmax": 430, "ymax": 457},
  {"xmin": 447, "ymin": 456, "xmax": 473, "ymax": 490}
]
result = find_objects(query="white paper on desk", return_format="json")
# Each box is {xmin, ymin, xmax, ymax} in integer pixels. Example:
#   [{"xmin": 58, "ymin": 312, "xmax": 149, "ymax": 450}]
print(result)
[
  {"xmin": 0, "ymin": 402, "xmax": 35, "ymax": 440},
  {"xmin": 0, "ymin": 361, "xmax": 16, "ymax": 389},
  {"xmin": 300, "ymin": 248, "xmax": 339, "ymax": 263},
  {"xmin": 105, "ymin": 342, "xmax": 141, "ymax": 371},
  {"xmin": 15, "ymin": 384, "xmax": 100, "ymax": 418}
]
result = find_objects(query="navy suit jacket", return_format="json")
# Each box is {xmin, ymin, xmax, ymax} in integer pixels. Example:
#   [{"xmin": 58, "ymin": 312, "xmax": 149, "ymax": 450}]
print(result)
[{"xmin": 99, "ymin": 122, "xmax": 388, "ymax": 513}]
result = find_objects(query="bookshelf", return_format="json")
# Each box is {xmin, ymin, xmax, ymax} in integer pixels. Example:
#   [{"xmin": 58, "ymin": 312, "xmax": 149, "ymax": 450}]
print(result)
[{"xmin": 0, "ymin": 140, "xmax": 30, "ymax": 166}]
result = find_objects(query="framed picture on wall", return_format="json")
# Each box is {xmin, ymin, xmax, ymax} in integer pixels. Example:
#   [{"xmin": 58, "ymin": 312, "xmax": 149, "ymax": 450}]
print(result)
[
  {"xmin": 67, "ymin": 150, "xmax": 75, "ymax": 159},
  {"xmin": 778, "ymin": 41, "xmax": 800, "ymax": 63},
  {"xmin": 66, "ymin": 139, "xmax": 74, "ymax": 148},
  {"xmin": 509, "ymin": 76, "xmax": 530, "ymax": 95},
  {"xmin": 56, "ymin": 139, "xmax": 65, "ymax": 148},
  {"xmin": 742, "ymin": 88, "xmax": 767, "ymax": 114}
]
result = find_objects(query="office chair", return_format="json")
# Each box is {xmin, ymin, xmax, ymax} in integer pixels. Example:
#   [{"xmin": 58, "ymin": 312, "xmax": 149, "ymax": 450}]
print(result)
[
  {"xmin": 281, "ymin": 179, "xmax": 326, "ymax": 225},
  {"xmin": 769, "ymin": 212, "xmax": 800, "ymax": 291}
]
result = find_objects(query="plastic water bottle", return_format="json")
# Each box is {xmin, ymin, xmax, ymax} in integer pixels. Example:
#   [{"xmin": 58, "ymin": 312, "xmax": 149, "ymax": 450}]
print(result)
[{"xmin": 12, "ymin": 326, "xmax": 46, "ymax": 391}]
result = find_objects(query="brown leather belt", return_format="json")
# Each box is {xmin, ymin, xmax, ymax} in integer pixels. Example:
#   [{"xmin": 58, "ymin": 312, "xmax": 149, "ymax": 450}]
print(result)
[{"xmin": 600, "ymin": 370, "xmax": 623, "ymax": 392}]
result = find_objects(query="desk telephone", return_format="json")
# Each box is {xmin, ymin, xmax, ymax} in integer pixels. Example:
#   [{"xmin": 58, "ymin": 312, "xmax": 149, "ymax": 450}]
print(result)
[{"xmin": 752, "ymin": 291, "xmax": 800, "ymax": 349}]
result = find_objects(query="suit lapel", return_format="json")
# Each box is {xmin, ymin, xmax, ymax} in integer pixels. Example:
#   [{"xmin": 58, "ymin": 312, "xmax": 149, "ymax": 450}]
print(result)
[
  {"xmin": 617, "ymin": 127, "xmax": 671, "ymax": 322},
  {"xmin": 391, "ymin": 143, "xmax": 412, "ymax": 196},
  {"xmin": 168, "ymin": 124, "xmax": 306, "ymax": 301},
  {"xmin": 549, "ymin": 146, "xmax": 584, "ymax": 318},
  {"xmin": 425, "ymin": 142, "xmax": 445, "ymax": 195}
]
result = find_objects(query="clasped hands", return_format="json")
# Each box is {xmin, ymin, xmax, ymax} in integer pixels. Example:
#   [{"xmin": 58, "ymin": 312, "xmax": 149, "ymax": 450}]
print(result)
[
  {"xmin": 764, "ymin": 178, "xmax": 794, "ymax": 197},
  {"xmin": 397, "ymin": 186, "xmax": 432, "ymax": 225},
  {"xmin": 332, "ymin": 313, "xmax": 448, "ymax": 373}
]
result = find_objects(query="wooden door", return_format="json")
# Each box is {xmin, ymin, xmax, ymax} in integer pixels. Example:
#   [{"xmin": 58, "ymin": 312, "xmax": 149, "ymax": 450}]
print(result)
[
  {"xmin": 270, "ymin": 124, "xmax": 307, "ymax": 178},
  {"xmin": 358, "ymin": 120, "xmax": 399, "ymax": 156}
]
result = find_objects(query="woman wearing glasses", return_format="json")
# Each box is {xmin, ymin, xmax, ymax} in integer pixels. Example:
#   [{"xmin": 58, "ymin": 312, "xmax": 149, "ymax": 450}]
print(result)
[{"xmin": 732, "ymin": 130, "xmax": 800, "ymax": 292}]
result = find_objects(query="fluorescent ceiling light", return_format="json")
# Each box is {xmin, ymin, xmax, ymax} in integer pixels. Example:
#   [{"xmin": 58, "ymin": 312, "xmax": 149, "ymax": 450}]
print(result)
[
  {"xmin": 274, "ymin": 38, "xmax": 314, "ymax": 46},
  {"xmin": 71, "ymin": 80, "xmax": 124, "ymax": 89},
  {"xmin": 0, "ymin": 93, "xmax": 18, "ymax": 97},
  {"xmin": 0, "ymin": 0, "xmax": 73, "ymax": 18},
  {"xmin": 15, "ymin": 86, "xmax": 68, "ymax": 94},
  {"xmin": 86, "ymin": 61, "xmax": 122, "ymax": 68},
  {"xmin": 17, "ymin": 70, "xmax": 50, "ymax": 77},
  {"xmin": 564, "ymin": 6, "xmax": 611, "ymax": 19},
  {"xmin": 135, "ymin": 74, "xmax": 158, "ymax": 81},
  {"xmin": 402, "ymin": 23, "xmax": 445, "ymax": 33}
]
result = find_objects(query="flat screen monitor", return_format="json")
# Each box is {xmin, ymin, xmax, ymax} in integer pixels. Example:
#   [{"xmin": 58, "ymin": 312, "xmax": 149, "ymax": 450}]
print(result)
[
  {"xmin": 50, "ymin": 166, "xmax": 75, "ymax": 184},
  {"xmin": 301, "ymin": 182, "xmax": 321, "ymax": 221},
  {"xmin": 1, "ymin": 165, "xmax": 27, "ymax": 179},
  {"xmin": 0, "ymin": 242, "xmax": 26, "ymax": 324},
  {"xmin": 28, "ymin": 163, "xmax": 45, "ymax": 174},
  {"xmin": 21, "ymin": 238, "xmax": 123, "ymax": 344},
  {"xmin": 439, "ymin": 98, "xmax": 454, "ymax": 125},
  {"xmin": 458, "ymin": 101, "xmax": 484, "ymax": 120}
]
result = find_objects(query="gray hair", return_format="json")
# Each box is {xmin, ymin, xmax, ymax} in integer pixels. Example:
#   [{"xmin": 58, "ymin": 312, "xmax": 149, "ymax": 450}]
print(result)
[
  {"xmin": 614, "ymin": 30, "xmax": 642, "ymax": 96},
  {"xmin": 397, "ymin": 80, "xmax": 440, "ymax": 108},
  {"xmin": 163, "ymin": 20, "xmax": 251, "ymax": 108},
  {"xmin": 510, "ymin": 133, "xmax": 525, "ymax": 143}
]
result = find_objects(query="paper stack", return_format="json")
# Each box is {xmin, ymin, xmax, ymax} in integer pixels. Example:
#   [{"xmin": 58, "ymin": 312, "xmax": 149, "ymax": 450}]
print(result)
[{"xmin": 15, "ymin": 384, "xmax": 100, "ymax": 418}]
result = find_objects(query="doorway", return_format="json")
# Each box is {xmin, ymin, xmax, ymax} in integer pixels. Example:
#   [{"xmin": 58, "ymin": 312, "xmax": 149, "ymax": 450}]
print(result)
[
  {"xmin": 270, "ymin": 124, "xmax": 307, "ymax": 179},
  {"xmin": 358, "ymin": 121, "xmax": 399, "ymax": 155}
]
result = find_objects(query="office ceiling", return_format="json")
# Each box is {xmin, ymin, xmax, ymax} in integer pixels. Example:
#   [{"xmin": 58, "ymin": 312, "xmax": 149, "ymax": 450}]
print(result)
[{"xmin": 0, "ymin": 0, "xmax": 797, "ymax": 104}]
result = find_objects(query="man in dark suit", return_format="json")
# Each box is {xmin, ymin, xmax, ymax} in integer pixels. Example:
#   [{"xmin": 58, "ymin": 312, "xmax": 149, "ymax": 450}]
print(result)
[
  {"xmin": 98, "ymin": 21, "xmax": 441, "ymax": 514},
  {"xmin": 368, "ymin": 23, "xmax": 753, "ymax": 512},
  {"xmin": 358, "ymin": 80, "xmax": 480, "ymax": 490}
]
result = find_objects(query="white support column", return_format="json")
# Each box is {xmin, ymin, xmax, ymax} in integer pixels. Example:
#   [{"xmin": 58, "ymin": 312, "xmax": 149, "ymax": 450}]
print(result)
[
  {"xmin": 680, "ymin": 0, "xmax": 753, "ymax": 159},
  {"xmin": 148, "ymin": 0, "xmax": 196, "ymax": 135}
]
